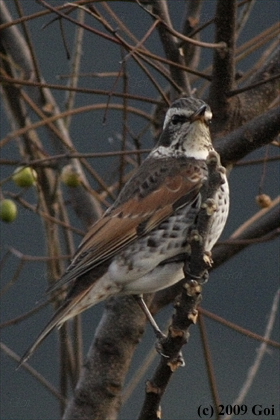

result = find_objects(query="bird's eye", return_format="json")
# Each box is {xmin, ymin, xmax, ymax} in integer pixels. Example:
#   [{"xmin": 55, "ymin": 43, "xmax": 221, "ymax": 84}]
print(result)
[{"xmin": 171, "ymin": 114, "xmax": 188, "ymax": 125}]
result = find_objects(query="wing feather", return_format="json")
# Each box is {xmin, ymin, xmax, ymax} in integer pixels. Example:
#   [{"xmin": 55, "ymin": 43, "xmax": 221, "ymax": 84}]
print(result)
[{"xmin": 49, "ymin": 157, "xmax": 207, "ymax": 293}]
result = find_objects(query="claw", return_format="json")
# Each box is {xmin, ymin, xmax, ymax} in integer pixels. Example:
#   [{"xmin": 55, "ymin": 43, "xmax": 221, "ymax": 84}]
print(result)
[
  {"xmin": 168, "ymin": 351, "xmax": 185, "ymax": 371},
  {"xmin": 155, "ymin": 334, "xmax": 169, "ymax": 358},
  {"xmin": 203, "ymin": 251, "xmax": 213, "ymax": 266}
]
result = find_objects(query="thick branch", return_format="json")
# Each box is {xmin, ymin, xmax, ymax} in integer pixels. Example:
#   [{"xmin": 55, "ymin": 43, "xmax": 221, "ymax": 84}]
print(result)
[
  {"xmin": 210, "ymin": 41, "xmax": 279, "ymax": 137},
  {"xmin": 212, "ymin": 196, "xmax": 280, "ymax": 268},
  {"xmin": 150, "ymin": 0, "xmax": 192, "ymax": 96},
  {"xmin": 214, "ymin": 106, "xmax": 280, "ymax": 166},
  {"xmin": 181, "ymin": 0, "xmax": 203, "ymax": 68},
  {"xmin": 63, "ymin": 296, "xmax": 148, "ymax": 420},
  {"xmin": 236, "ymin": 46, "xmax": 280, "ymax": 121},
  {"xmin": 0, "ymin": 1, "xmax": 34, "ymax": 78},
  {"xmin": 208, "ymin": 0, "xmax": 237, "ymax": 121},
  {"xmin": 137, "ymin": 282, "xmax": 202, "ymax": 420}
]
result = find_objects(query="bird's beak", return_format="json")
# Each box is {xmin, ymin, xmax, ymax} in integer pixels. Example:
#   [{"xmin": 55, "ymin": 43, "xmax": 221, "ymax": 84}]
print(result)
[{"xmin": 190, "ymin": 105, "xmax": 211, "ymax": 124}]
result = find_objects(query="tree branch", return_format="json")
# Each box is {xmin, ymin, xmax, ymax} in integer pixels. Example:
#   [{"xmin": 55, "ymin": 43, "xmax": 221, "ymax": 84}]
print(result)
[
  {"xmin": 222, "ymin": 288, "xmax": 280, "ymax": 420},
  {"xmin": 235, "ymin": 46, "xmax": 280, "ymax": 121},
  {"xmin": 62, "ymin": 296, "xmax": 148, "ymax": 420},
  {"xmin": 214, "ymin": 106, "xmax": 280, "ymax": 166},
  {"xmin": 208, "ymin": 0, "xmax": 237, "ymax": 126},
  {"xmin": 181, "ymin": 0, "xmax": 203, "ymax": 69},
  {"xmin": 212, "ymin": 196, "xmax": 280, "ymax": 267},
  {"xmin": 137, "ymin": 282, "xmax": 202, "ymax": 420},
  {"xmin": 149, "ymin": 0, "xmax": 192, "ymax": 96}
]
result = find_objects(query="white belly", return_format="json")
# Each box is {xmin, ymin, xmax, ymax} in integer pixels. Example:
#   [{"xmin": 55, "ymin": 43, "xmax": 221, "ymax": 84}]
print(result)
[{"xmin": 120, "ymin": 262, "xmax": 184, "ymax": 294}]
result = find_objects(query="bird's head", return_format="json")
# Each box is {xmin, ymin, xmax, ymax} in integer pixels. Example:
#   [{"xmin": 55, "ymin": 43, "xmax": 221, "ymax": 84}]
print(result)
[{"xmin": 153, "ymin": 97, "xmax": 213, "ymax": 160}]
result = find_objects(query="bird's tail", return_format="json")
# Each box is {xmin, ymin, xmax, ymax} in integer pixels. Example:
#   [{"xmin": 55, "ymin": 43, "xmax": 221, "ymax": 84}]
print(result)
[
  {"xmin": 18, "ymin": 275, "xmax": 113, "ymax": 367},
  {"xmin": 18, "ymin": 304, "xmax": 66, "ymax": 368},
  {"xmin": 18, "ymin": 295, "xmax": 83, "ymax": 368}
]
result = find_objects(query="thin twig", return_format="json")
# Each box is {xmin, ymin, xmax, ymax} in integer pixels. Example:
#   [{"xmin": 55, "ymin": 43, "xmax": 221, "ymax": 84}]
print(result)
[
  {"xmin": 228, "ymin": 73, "xmax": 280, "ymax": 97},
  {"xmin": 0, "ymin": 259, "xmax": 25, "ymax": 296},
  {"xmin": 0, "ymin": 300, "xmax": 49, "ymax": 328},
  {"xmin": 64, "ymin": 7, "xmax": 85, "ymax": 128},
  {"xmin": 217, "ymin": 228, "xmax": 280, "ymax": 245},
  {"xmin": 122, "ymin": 19, "xmax": 160, "ymax": 63},
  {"xmin": 86, "ymin": 4, "xmax": 173, "ymax": 100},
  {"xmin": 136, "ymin": 0, "xmax": 227, "ymax": 50},
  {"xmin": 200, "ymin": 308, "xmax": 280, "ymax": 349},
  {"xmin": 0, "ymin": 102, "xmax": 153, "ymax": 147},
  {"xmin": 236, "ymin": 0, "xmax": 256, "ymax": 39},
  {"xmin": 236, "ymin": 22, "xmax": 279, "ymax": 65},
  {"xmin": 148, "ymin": 0, "xmax": 192, "ymax": 95},
  {"xmin": 0, "ymin": 149, "xmax": 151, "ymax": 168},
  {"xmin": 0, "ymin": 342, "xmax": 67, "ymax": 404},
  {"xmin": 119, "ymin": 48, "xmax": 129, "ymax": 191},
  {"xmin": 7, "ymin": 193, "xmax": 85, "ymax": 236},
  {"xmin": 199, "ymin": 315, "xmax": 221, "ymax": 418},
  {"xmin": 0, "ymin": 0, "xmax": 95, "ymax": 31},
  {"xmin": 235, "ymin": 154, "xmax": 280, "ymax": 167},
  {"xmin": 221, "ymin": 288, "xmax": 280, "ymax": 420},
  {"xmin": 0, "ymin": 74, "xmax": 161, "ymax": 103}
]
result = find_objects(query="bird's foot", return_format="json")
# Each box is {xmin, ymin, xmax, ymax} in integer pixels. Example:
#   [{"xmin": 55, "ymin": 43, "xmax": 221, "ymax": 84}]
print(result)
[
  {"xmin": 155, "ymin": 337, "xmax": 185, "ymax": 369},
  {"xmin": 155, "ymin": 332, "xmax": 169, "ymax": 358}
]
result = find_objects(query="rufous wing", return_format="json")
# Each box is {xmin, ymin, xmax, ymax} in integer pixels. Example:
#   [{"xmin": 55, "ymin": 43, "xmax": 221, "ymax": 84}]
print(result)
[{"xmin": 49, "ymin": 157, "xmax": 207, "ymax": 293}]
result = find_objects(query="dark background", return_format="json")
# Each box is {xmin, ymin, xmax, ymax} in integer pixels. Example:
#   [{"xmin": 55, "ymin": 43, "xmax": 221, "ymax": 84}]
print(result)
[{"xmin": 0, "ymin": 1, "xmax": 279, "ymax": 419}]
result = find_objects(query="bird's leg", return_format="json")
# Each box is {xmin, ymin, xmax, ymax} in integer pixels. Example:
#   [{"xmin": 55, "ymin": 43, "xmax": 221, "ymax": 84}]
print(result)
[
  {"xmin": 134, "ymin": 295, "xmax": 183, "ymax": 361},
  {"xmin": 134, "ymin": 295, "xmax": 166, "ymax": 340}
]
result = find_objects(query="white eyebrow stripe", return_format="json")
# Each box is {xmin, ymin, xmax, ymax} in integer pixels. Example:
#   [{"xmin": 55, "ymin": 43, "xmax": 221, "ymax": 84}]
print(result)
[
  {"xmin": 163, "ymin": 106, "xmax": 212, "ymax": 129},
  {"xmin": 163, "ymin": 108, "xmax": 189, "ymax": 129}
]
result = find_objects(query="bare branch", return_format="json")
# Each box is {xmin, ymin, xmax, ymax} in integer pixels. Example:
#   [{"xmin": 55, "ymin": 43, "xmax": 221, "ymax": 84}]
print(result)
[
  {"xmin": 236, "ymin": 0, "xmax": 256, "ymax": 39},
  {"xmin": 222, "ymin": 288, "xmax": 280, "ymax": 420},
  {"xmin": 64, "ymin": 7, "xmax": 85, "ymax": 129},
  {"xmin": 0, "ymin": 342, "xmax": 67, "ymax": 404},
  {"xmin": 181, "ymin": 0, "xmax": 203, "ymax": 68},
  {"xmin": 208, "ymin": 0, "xmax": 237, "ymax": 126},
  {"xmin": 200, "ymin": 307, "xmax": 280, "ymax": 349},
  {"xmin": 235, "ymin": 46, "xmax": 280, "ymax": 120},
  {"xmin": 215, "ymin": 106, "xmax": 280, "ymax": 166},
  {"xmin": 213, "ymin": 196, "xmax": 280, "ymax": 267},
  {"xmin": 137, "ymin": 282, "xmax": 202, "ymax": 420},
  {"xmin": 227, "ymin": 73, "xmax": 280, "ymax": 97},
  {"xmin": 199, "ymin": 314, "xmax": 221, "ymax": 416},
  {"xmin": 0, "ymin": 74, "xmax": 161, "ymax": 104},
  {"xmin": 0, "ymin": 2, "xmax": 102, "ymax": 226},
  {"xmin": 62, "ymin": 296, "xmax": 148, "ymax": 420},
  {"xmin": 0, "ymin": 1, "xmax": 34, "ymax": 78},
  {"xmin": 149, "ymin": 0, "xmax": 192, "ymax": 96}
]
